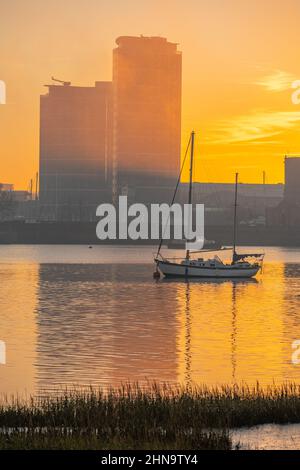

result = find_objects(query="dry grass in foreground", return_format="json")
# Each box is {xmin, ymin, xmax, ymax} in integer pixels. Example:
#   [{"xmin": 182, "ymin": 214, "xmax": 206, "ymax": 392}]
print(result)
[{"xmin": 0, "ymin": 382, "xmax": 300, "ymax": 449}]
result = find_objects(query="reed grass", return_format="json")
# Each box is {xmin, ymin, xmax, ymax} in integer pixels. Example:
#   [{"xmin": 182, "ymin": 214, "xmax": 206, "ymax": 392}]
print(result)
[
  {"xmin": 0, "ymin": 430, "xmax": 230, "ymax": 450},
  {"xmin": 1, "ymin": 382, "xmax": 300, "ymax": 449}
]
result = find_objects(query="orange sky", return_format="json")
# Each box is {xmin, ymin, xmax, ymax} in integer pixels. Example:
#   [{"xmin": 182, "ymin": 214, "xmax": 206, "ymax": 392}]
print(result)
[{"xmin": 0, "ymin": 0, "xmax": 300, "ymax": 189}]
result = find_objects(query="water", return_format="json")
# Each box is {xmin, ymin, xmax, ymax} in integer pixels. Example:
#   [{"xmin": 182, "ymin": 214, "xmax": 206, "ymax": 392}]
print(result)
[
  {"xmin": 1, "ymin": 245, "xmax": 300, "ymax": 397},
  {"xmin": 232, "ymin": 424, "xmax": 300, "ymax": 450}
]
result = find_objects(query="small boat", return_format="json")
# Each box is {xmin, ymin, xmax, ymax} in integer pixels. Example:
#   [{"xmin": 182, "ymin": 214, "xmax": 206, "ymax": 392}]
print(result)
[
  {"xmin": 154, "ymin": 131, "xmax": 264, "ymax": 279},
  {"xmin": 155, "ymin": 253, "xmax": 262, "ymax": 279}
]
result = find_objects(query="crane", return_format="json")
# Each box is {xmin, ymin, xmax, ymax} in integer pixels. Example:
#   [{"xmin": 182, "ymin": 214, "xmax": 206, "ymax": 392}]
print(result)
[{"xmin": 51, "ymin": 76, "xmax": 71, "ymax": 86}]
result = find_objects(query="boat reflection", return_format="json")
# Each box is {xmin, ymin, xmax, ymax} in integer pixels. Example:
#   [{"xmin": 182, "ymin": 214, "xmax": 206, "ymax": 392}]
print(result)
[
  {"xmin": 174, "ymin": 265, "xmax": 289, "ymax": 387},
  {"xmin": 160, "ymin": 277, "xmax": 258, "ymax": 285},
  {"xmin": 1, "ymin": 255, "xmax": 300, "ymax": 396}
]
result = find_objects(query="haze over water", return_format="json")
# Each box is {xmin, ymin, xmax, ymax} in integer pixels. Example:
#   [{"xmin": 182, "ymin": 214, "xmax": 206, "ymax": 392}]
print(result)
[{"xmin": 0, "ymin": 245, "xmax": 300, "ymax": 396}]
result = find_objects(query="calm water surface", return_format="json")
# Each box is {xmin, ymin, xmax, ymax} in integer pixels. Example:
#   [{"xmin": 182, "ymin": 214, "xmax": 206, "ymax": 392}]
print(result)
[
  {"xmin": 232, "ymin": 424, "xmax": 300, "ymax": 450},
  {"xmin": 0, "ymin": 245, "xmax": 300, "ymax": 396}
]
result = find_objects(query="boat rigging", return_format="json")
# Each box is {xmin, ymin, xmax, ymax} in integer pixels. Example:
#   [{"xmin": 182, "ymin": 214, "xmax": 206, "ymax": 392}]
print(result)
[{"xmin": 154, "ymin": 131, "xmax": 265, "ymax": 279}]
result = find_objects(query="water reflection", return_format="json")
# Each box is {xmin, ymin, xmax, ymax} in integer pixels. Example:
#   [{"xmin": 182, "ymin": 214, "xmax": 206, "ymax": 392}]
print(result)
[
  {"xmin": 184, "ymin": 283, "xmax": 191, "ymax": 390},
  {"xmin": 175, "ymin": 276, "xmax": 272, "ymax": 386},
  {"xmin": 0, "ymin": 248, "xmax": 300, "ymax": 395},
  {"xmin": 0, "ymin": 264, "xmax": 38, "ymax": 396},
  {"xmin": 35, "ymin": 264, "xmax": 180, "ymax": 391},
  {"xmin": 231, "ymin": 283, "xmax": 237, "ymax": 383}
]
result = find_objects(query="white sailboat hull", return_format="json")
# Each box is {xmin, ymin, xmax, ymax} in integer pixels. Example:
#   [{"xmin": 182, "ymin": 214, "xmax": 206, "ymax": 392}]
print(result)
[{"xmin": 157, "ymin": 260, "xmax": 260, "ymax": 279}]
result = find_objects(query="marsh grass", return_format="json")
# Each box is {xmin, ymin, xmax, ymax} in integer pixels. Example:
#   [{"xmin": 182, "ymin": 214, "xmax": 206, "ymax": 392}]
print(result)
[{"xmin": 1, "ymin": 382, "xmax": 300, "ymax": 449}]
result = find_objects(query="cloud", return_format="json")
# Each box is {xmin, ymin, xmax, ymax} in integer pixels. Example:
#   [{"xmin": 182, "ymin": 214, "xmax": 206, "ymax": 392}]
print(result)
[
  {"xmin": 254, "ymin": 70, "xmax": 296, "ymax": 92},
  {"xmin": 209, "ymin": 110, "xmax": 300, "ymax": 145}
]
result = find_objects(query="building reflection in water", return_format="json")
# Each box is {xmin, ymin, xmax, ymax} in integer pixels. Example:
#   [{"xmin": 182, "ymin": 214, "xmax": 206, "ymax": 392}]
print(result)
[
  {"xmin": 0, "ymin": 264, "xmax": 38, "ymax": 396},
  {"xmin": 2, "ymin": 258, "xmax": 300, "ymax": 395},
  {"xmin": 282, "ymin": 263, "xmax": 300, "ymax": 382},
  {"xmin": 35, "ymin": 264, "xmax": 180, "ymax": 391}
]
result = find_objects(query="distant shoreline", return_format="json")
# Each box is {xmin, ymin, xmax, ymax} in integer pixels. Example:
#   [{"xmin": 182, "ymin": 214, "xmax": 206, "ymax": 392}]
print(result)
[{"xmin": 1, "ymin": 221, "xmax": 300, "ymax": 246}]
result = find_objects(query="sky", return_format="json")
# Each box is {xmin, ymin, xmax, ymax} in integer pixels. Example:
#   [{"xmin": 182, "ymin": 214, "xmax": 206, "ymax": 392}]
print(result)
[{"xmin": 0, "ymin": 0, "xmax": 300, "ymax": 189}]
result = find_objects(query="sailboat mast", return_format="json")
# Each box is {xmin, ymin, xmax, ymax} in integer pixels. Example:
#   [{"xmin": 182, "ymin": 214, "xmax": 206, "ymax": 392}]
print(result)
[
  {"xmin": 186, "ymin": 131, "xmax": 195, "ymax": 260},
  {"xmin": 232, "ymin": 172, "xmax": 239, "ymax": 263}
]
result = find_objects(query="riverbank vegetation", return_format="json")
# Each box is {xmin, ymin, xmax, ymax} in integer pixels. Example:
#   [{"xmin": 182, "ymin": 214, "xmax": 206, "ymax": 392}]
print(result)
[{"xmin": 0, "ymin": 382, "xmax": 300, "ymax": 449}]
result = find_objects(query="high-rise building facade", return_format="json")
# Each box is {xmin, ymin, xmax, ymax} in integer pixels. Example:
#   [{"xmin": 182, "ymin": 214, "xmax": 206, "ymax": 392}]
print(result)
[
  {"xmin": 39, "ymin": 81, "xmax": 112, "ymax": 221},
  {"xmin": 284, "ymin": 157, "xmax": 300, "ymax": 203},
  {"xmin": 266, "ymin": 157, "xmax": 300, "ymax": 226},
  {"xmin": 112, "ymin": 36, "xmax": 182, "ymax": 204}
]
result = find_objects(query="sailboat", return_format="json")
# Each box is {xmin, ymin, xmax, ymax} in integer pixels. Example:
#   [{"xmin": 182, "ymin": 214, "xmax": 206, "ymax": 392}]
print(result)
[{"xmin": 154, "ymin": 131, "xmax": 264, "ymax": 279}]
